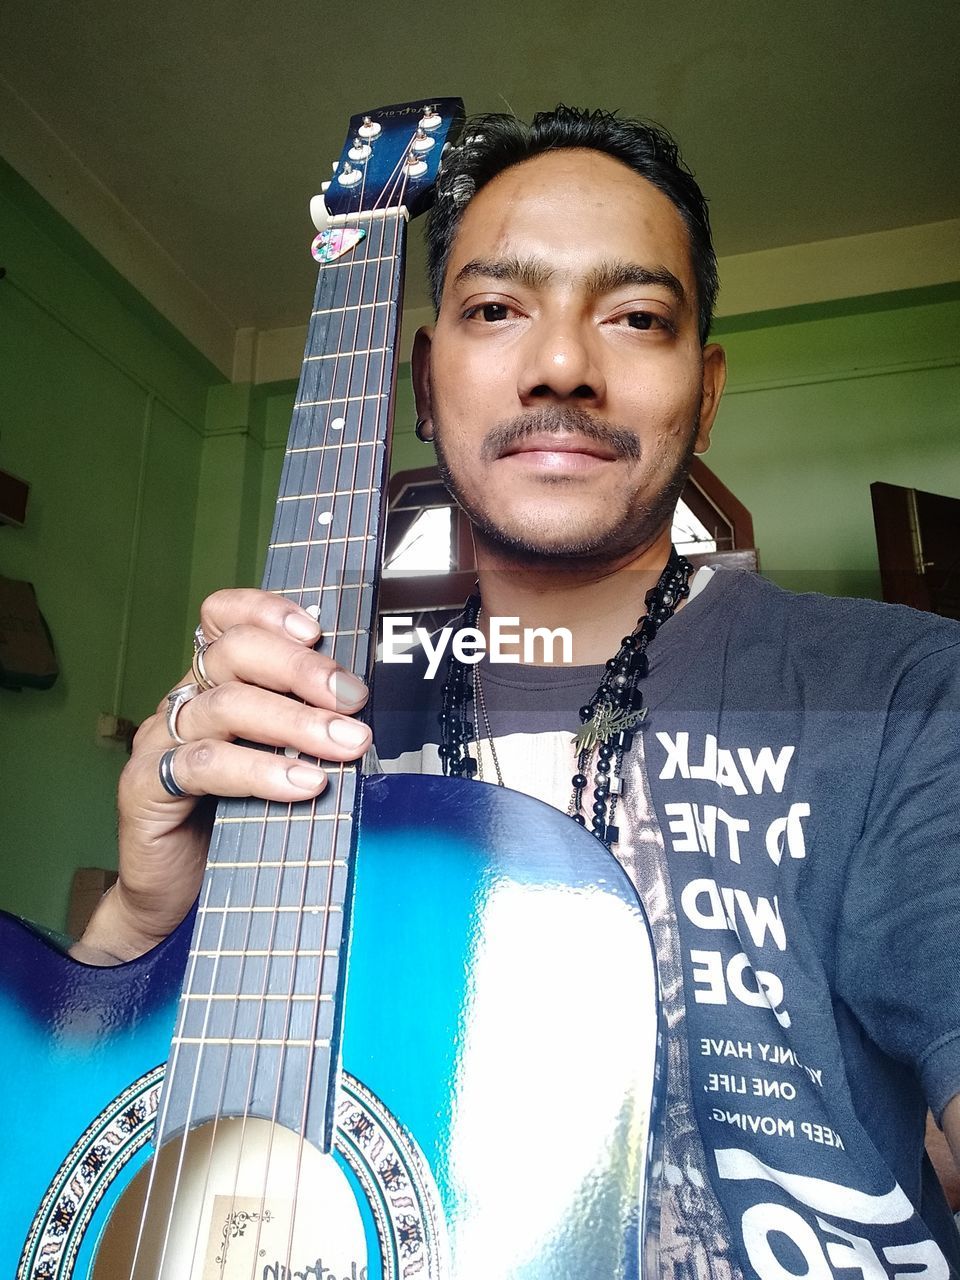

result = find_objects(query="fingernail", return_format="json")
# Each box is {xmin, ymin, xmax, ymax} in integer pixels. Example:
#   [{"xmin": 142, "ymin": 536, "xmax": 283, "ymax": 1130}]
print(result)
[
  {"xmin": 329, "ymin": 670, "xmax": 367, "ymax": 707},
  {"xmin": 287, "ymin": 763, "xmax": 326, "ymax": 790},
  {"xmin": 328, "ymin": 718, "xmax": 370, "ymax": 748},
  {"xmin": 285, "ymin": 611, "xmax": 320, "ymax": 642}
]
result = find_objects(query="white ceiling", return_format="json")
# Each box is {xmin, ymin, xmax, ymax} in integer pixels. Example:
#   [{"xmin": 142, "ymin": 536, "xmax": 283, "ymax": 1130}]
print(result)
[{"xmin": 2, "ymin": 0, "xmax": 958, "ymax": 373}]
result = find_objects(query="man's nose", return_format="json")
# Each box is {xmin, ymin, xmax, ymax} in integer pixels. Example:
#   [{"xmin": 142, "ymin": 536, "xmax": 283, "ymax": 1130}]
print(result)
[{"xmin": 518, "ymin": 319, "xmax": 605, "ymax": 403}]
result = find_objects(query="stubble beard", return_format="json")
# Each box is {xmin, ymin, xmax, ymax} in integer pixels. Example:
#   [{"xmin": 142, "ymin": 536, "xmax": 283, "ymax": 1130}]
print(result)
[{"xmin": 432, "ymin": 406, "xmax": 700, "ymax": 568}]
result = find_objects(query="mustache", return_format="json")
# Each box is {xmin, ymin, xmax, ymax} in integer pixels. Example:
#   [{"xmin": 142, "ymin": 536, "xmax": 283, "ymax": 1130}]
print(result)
[{"xmin": 480, "ymin": 408, "xmax": 642, "ymax": 462}]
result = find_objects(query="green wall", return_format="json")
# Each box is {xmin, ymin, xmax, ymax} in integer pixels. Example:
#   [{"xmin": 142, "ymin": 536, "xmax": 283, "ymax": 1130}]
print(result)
[
  {"xmin": 0, "ymin": 161, "xmax": 221, "ymax": 929},
  {"xmin": 709, "ymin": 289, "xmax": 960, "ymax": 597},
  {"xmin": 1, "ymin": 157, "xmax": 957, "ymax": 934}
]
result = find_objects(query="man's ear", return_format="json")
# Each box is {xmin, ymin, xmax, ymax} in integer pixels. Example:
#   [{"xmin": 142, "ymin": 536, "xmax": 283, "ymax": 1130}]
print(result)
[
  {"xmin": 693, "ymin": 343, "xmax": 727, "ymax": 454},
  {"xmin": 411, "ymin": 326, "xmax": 435, "ymax": 442}
]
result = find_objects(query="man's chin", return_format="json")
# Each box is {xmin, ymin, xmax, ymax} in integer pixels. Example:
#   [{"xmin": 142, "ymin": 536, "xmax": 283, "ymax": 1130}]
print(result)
[{"xmin": 473, "ymin": 514, "xmax": 650, "ymax": 565}]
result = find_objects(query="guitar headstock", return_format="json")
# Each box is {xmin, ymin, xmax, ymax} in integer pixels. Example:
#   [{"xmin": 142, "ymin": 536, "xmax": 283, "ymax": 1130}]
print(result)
[{"xmin": 317, "ymin": 98, "xmax": 465, "ymax": 225}]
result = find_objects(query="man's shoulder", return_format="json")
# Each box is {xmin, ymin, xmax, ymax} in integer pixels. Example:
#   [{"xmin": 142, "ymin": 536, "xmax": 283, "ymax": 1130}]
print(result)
[
  {"xmin": 720, "ymin": 568, "xmax": 960, "ymax": 655},
  {"xmin": 685, "ymin": 570, "xmax": 960, "ymax": 711}
]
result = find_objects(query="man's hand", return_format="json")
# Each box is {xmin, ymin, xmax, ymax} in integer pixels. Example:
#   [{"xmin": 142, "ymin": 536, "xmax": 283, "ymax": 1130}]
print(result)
[{"xmin": 74, "ymin": 589, "xmax": 371, "ymax": 965}]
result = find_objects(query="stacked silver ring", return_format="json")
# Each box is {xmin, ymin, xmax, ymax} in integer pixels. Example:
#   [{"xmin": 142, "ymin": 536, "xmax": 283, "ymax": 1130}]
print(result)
[
  {"xmin": 165, "ymin": 681, "xmax": 202, "ymax": 744},
  {"xmin": 191, "ymin": 624, "xmax": 217, "ymax": 692}
]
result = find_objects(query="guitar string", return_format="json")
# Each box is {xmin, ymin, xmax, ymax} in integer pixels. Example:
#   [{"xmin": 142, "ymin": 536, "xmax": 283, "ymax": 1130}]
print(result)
[
  {"xmin": 127, "ymin": 122, "xmax": 411, "ymax": 1278},
  {"xmin": 237, "ymin": 133, "xmax": 413, "ymax": 1277},
  {"xmin": 263, "ymin": 144, "xmax": 411, "ymax": 1280},
  {"xmin": 178, "ymin": 775, "xmax": 290, "ymax": 1272},
  {"xmin": 274, "ymin": 147, "xmax": 413, "ymax": 1279},
  {"xmin": 130, "ymin": 855, "xmax": 236, "ymax": 1277}
]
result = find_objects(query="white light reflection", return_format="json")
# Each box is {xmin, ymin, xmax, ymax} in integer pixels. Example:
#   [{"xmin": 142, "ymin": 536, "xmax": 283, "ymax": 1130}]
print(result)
[{"xmin": 446, "ymin": 878, "xmax": 658, "ymax": 1277}]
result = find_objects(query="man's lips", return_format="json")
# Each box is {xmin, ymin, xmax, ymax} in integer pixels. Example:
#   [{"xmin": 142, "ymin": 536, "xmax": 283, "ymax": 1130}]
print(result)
[{"xmin": 497, "ymin": 433, "xmax": 620, "ymax": 462}]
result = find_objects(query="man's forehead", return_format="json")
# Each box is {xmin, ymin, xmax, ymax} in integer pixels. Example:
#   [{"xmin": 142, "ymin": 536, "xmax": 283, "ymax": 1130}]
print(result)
[{"xmin": 444, "ymin": 148, "xmax": 695, "ymax": 286}]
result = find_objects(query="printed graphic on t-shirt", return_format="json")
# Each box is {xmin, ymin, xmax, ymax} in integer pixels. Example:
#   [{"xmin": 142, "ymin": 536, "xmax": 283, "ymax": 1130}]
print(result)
[{"xmin": 649, "ymin": 724, "xmax": 949, "ymax": 1280}]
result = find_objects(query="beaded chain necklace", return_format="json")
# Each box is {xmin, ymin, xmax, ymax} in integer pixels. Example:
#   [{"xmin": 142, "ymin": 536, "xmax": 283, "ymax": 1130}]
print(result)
[{"xmin": 438, "ymin": 547, "xmax": 693, "ymax": 850}]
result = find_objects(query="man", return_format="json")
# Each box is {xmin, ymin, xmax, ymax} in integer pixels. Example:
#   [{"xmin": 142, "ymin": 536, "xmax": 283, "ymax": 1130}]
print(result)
[{"xmin": 77, "ymin": 108, "xmax": 960, "ymax": 1275}]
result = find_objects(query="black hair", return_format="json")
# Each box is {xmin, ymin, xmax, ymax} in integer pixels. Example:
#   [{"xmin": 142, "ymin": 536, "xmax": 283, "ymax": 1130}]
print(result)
[{"xmin": 426, "ymin": 105, "xmax": 719, "ymax": 344}]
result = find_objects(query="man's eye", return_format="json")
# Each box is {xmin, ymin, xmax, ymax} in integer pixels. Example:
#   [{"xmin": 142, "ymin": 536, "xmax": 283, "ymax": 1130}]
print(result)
[
  {"xmin": 623, "ymin": 311, "xmax": 662, "ymax": 330},
  {"xmin": 468, "ymin": 302, "xmax": 511, "ymax": 322}
]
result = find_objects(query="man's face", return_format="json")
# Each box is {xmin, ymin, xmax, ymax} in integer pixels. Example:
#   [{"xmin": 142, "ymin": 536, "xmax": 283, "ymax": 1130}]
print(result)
[{"xmin": 413, "ymin": 148, "xmax": 726, "ymax": 565}]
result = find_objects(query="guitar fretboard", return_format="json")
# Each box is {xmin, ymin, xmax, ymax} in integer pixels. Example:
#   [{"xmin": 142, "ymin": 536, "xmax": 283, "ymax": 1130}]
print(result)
[{"xmin": 158, "ymin": 210, "xmax": 407, "ymax": 1151}]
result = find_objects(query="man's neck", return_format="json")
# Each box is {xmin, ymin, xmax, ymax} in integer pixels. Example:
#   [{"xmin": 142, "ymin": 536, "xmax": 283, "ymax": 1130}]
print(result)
[{"xmin": 475, "ymin": 532, "xmax": 676, "ymax": 665}]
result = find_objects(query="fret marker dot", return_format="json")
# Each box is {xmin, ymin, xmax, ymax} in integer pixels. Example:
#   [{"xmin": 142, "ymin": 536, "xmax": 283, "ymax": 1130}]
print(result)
[
  {"xmin": 318, "ymin": 511, "xmax": 333, "ymax": 525},
  {"xmin": 284, "ymin": 747, "xmax": 300, "ymax": 759},
  {"xmin": 306, "ymin": 605, "xmax": 321, "ymax": 620},
  {"xmin": 331, "ymin": 417, "xmax": 346, "ymax": 431}
]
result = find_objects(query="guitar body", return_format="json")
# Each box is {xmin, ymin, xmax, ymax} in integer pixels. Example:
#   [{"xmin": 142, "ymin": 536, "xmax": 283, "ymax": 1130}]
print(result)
[{"xmin": 5, "ymin": 774, "xmax": 661, "ymax": 1279}]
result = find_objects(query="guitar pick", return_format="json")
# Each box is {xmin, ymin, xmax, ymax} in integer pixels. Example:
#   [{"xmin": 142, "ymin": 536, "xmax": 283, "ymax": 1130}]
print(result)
[{"xmin": 312, "ymin": 226, "xmax": 367, "ymax": 264}]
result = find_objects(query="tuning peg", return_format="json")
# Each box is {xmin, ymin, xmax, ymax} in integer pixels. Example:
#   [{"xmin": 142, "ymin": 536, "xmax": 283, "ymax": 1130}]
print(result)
[
  {"xmin": 348, "ymin": 137, "xmax": 372, "ymax": 162},
  {"xmin": 411, "ymin": 128, "xmax": 436, "ymax": 154},
  {"xmin": 338, "ymin": 161, "xmax": 363, "ymax": 188},
  {"xmin": 419, "ymin": 105, "xmax": 441, "ymax": 130},
  {"xmin": 404, "ymin": 151, "xmax": 428, "ymax": 178},
  {"xmin": 357, "ymin": 115, "xmax": 382, "ymax": 140}
]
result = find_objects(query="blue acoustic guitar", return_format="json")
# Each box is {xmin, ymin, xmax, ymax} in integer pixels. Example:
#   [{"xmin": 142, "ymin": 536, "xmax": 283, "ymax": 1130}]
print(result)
[{"xmin": 2, "ymin": 100, "xmax": 664, "ymax": 1279}]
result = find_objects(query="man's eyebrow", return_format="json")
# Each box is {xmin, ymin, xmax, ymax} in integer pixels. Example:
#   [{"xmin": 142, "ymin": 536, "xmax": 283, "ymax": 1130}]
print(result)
[
  {"xmin": 451, "ymin": 256, "xmax": 687, "ymax": 308},
  {"xmin": 586, "ymin": 262, "xmax": 687, "ymax": 305},
  {"xmin": 452, "ymin": 256, "xmax": 554, "ymax": 291}
]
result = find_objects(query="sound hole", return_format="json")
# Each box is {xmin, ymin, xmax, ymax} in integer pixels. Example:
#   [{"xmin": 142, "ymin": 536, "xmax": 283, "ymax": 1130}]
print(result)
[{"xmin": 94, "ymin": 1117, "xmax": 368, "ymax": 1278}]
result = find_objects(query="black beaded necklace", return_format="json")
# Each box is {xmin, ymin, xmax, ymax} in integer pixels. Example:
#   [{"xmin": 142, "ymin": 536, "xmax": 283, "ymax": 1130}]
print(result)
[{"xmin": 438, "ymin": 547, "xmax": 693, "ymax": 850}]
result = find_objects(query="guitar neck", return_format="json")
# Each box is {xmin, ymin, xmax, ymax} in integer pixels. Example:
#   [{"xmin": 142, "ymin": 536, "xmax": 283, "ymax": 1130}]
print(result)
[
  {"xmin": 157, "ymin": 211, "xmax": 408, "ymax": 1155},
  {"xmin": 266, "ymin": 209, "xmax": 407, "ymax": 662}
]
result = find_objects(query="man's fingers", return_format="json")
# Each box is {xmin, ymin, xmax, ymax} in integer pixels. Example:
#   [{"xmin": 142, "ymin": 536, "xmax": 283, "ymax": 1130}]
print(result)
[
  {"xmin": 131, "ymin": 740, "xmax": 331, "ymax": 805},
  {"xmin": 165, "ymin": 682, "xmax": 371, "ymax": 759},
  {"xmin": 198, "ymin": 589, "xmax": 322, "ymax": 647},
  {"xmin": 199, "ymin": 626, "xmax": 368, "ymax": 713}
]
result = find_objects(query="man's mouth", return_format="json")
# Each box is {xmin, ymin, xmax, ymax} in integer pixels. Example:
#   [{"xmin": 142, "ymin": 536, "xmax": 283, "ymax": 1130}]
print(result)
[
  {"xmin": 481, "ymin": 409, "xmax": 642, "ymax": 464},
  {"xmin": 498, "ymin": 433, "xmax": 620, "ymax": 462}
]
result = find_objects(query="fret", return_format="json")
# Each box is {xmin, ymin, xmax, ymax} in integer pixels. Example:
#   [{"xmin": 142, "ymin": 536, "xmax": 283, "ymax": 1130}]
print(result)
[
  {"xmin": 214, "ymin": 812, "xmax": 346, "ymax": 823},
  {"xmin": 178, "ymin": 998, "xmax": 335, "ymax": 1046},
  {"xmin": 195, "ymin": 904, "xmax": 344, "ymax": 956},
  {"xmin": 270, "ymin": 583, "xmax": 373, "ymax": 595},
  {"xmin": 311, "ymin": 300, "xmax": 393, "ymax": 317},
  {"xmin": 292, "ymin": 391, "xmax": 389, "ymax": 409},
  {"xmin": 207, "ymin": 824, "xmax": 353, "ymax": 865},
  {"xmin": 263, "ymin": 533, "xmax": 381, "ymax": 587},
  {"xmin": 173, "ymin": 1037, "xmax": 332, "ymax": 1048},
  {"xmin": 304, "ymin": 346, "xmax": 388, "ymax": 362},
  {"xmin": 209, "ymin": 859, "xmax": 341, "ymax": 868},
  {"xmin": 285, "ymin": 438, "xmax": 386, "ymax": 453},
  {"xmin": 197, "ymin": 905, "xmax": 344, "ymax": 914},
  {"xmin": 202, "ymin": 861, "xmax": 347, "ymax": 908},
  {"xmin": 272, "ymin": 491, "xmax": 378, "ymax": 545},
  {"xmin": 319, "ymin": 251, "xmax": 404, "ymax": 269},
  {"xmin": 278, "ymin": 445, "xmax": 384, "ymax": 512},
  {"xmin": 307, "ymin": 256, "xmax": 400, "ymax": 312},
  {"xmin": 297, "ymin": 348, "xmax": 387, "ymax": 406},
  {"xmin": 269, "ymin": 534, "xmax": 377, "ymax": 550},
  {"xmin": 277, "ymin": 487, "xmax": 377, "ymax": 501},
  {"xmin": 182, "ymin": 993, "xmax": 333, "ymax": 1002},
  {"xmin": 197, "ymin": 948, "xmax": 338, "ymax": 957}
]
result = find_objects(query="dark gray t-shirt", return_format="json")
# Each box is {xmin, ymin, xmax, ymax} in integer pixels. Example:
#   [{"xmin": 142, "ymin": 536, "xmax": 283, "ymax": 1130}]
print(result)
[{"xmin": 372, "ymin": 570, "xmax": 960, "ymax": 1278}]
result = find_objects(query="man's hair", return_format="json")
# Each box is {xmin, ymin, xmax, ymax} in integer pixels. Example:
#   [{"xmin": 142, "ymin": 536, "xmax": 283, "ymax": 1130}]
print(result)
[{"xmin": 426, "ymin": 105, "xmax": 719, "ymax": 345}]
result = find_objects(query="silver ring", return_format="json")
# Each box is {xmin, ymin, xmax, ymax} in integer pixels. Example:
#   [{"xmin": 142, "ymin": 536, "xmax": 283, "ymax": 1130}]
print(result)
[
  {"xmin": 165, "ymin": 681, "xmax": 201, "ymax": 744},
  {"xmin": 193, "ymin": 623, "xmax": 208, "ymax": 654},
  {"xmin": 191, "ymin": 640, "xmax": 216, "ymax": 691},
  {"xmin": 158, "ymin": 747, "xmax": 190, "ymax": 798}
]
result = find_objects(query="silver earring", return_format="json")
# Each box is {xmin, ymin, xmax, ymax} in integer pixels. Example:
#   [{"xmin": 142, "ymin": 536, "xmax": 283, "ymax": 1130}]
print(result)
[{"xmin": 415, "ymin": 417, "xmax": 432, "ymax": 442}]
